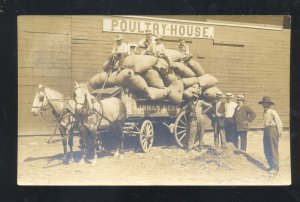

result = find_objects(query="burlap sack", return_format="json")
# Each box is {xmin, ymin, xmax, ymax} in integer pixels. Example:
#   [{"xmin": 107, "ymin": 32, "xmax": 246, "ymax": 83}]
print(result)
[
  {"xmin": 167, "ymin": 78, "xmax": 184, "ymax": 104},
  {"xmin": 153, "ymin": 58, "xmax": 169, "ymax": 76},
  {"xmin": 164, "ymin": 49, "xmax": 185, "ymax": 62},
  {"xmin": 116, "ymin": 69, "xmax": 134, "ymax": 83},
  {"xmin": 107, "ymin": 71, "xmax": 119, "ymax": 86},
  {"xmin": 186, "ymin": 59, "xmax": 205, "ymax": 76},
  {"xmin": 144, "ymin": 87, "xmax": 170, "ymax": 101},
  {"xmin": 143, "ymin": 69, "xmax": 165, "ymax": 89},
  {"xmin": 182, "ymin": 77, "xmax": 199, "ymax": 88},
  {"xmin": 183, "ymin": 86, "xmax": 199, "ymax": 99},
  {"xmin": 88, "ymin": 72, "xmax": 109, "ymax": 89},
  {"xmin": 124, "ymin": 74, "xmax": 148, "ymax": 92},
  {"xmin": 122, "ymin": 55, "xmax": 158, "ymax": 73},
  {"xmin": 162, "ymin": 69, "xmax": 182, "ymax": 86},
  {"xmin": 172, "ymin": 62, "xmax": 196, "ymax": 78},
  {"xmin": 198, "ymin": 74, "xmax": 219, "ymax": 89},
  {"xmin": 202, "ymin": 86, "xmax": 223, "ymax": 102}
]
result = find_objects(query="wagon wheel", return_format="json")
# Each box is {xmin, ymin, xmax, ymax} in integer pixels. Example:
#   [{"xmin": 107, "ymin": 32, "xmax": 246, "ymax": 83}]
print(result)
[
  {"xmin": 139, "ymin": 120, "xmax": 154, "ymax": 153},
  {"xmin": 173, "ymin": 111, "xmax": 199, "ymax": 148}
]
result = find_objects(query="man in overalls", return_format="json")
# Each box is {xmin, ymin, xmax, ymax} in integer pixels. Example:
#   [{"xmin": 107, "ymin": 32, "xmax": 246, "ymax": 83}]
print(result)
[{"xmin": 185, "ymin": 93, "xmax": 212, "ymax": 152}]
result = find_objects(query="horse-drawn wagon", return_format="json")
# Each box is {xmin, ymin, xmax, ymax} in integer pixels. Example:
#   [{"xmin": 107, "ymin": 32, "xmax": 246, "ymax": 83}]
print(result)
[{"xmin": 90, "ymin": 87, "xmax": 193, "ymax": 153}]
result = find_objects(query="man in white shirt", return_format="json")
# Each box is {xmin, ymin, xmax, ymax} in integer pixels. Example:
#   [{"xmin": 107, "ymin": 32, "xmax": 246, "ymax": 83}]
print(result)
[
  {"xmin": 145, "ymin": 35, "xmax": 171, "ymax": 67},
  {"xmin": 104, "ymin": 34, "xmax": 128, "ymax": 73},
  {"xmin": 224, "ymin": 93, "xmax": 237, "ymax": 144},
  {"xmin": 134, "ymin": 30, "xmax": 155, "ymax": 55},
  {"xmin": 176, "ymin": 38, "xmax": 193, "ymax": 62},
  {"xmin": 259, "ymin": 96, "xmax": 283, "ymax": 174}
]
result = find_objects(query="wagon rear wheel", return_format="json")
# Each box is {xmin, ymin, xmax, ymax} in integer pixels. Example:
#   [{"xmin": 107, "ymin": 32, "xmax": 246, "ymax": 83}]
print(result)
[
  {"xmin": 174, "ymin": 111, "xmax": 199, "ymax": 148},
  {"xmin": 139, "ymin": 120, "xmax": 154, "ymax": 152}
]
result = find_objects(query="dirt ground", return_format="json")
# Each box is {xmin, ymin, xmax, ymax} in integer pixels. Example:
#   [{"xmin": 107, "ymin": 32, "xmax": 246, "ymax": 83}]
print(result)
[{"xmin": 17, "ymin": 131, "xmax": 291, "ymax": 185}]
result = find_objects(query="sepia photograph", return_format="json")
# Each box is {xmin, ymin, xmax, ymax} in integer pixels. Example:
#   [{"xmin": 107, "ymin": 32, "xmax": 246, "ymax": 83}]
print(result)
[{"xmin": 17, "ymin": 15, "xmax": 290, "ymax": 185}]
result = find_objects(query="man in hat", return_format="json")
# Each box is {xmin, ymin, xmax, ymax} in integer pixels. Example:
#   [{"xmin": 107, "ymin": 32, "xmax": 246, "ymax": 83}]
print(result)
[
  {"xmin": 209, "ymin": 92, "xmax": 226, "ymax": 147},
  {"xmin": 185, "ymin": 89, "xmax": 212, "ymax": 152},
  {"xmin": 145, "ymin": 35, "xmax": 171, "ymax": 67},
  {"xmin": 232, "ymin": 95, "xmax": 256, "ymax": 151},
  {"xmin": 134, "ymin": 30, "xmax": 155, "ymax": 55},
  {"xmin": 224, "ymin": 93, "xmax": 238, "ymax": 144},
  {"xmin": 176, "ymin": 38, "xmax": 193, "ymax": 62},
  {"xmin": 258, "ymin": 96, "xmax": 283, "ymax": 174},
  {"xmin": 104, "ymin": 34, "xmax": 128, "ymax": 73}
]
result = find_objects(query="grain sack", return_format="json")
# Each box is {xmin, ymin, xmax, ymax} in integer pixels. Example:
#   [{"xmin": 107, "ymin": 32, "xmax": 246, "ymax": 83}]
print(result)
[
  {"xmin": 167, "ymin": 78, "xmax": 184, "ymax": 104},
  {"xmin": 182, "ymin": 77, "xmax": 199, "ymax": 88},
  {"xmin": 107, "ymin": 71, "xmax": 119, "ymax": 86},
  {"xmin": 143, "ymin": 69, "xmax": 165, "ymax": 89},
  {"xmin": 116, "ymin": 69, "xmax": 134, "ymax": 83},
  {"xmin": 122, "ymin": 55, "xmax": 158, "ymax": 73},
  {"xmin": 183, "ymin": 86, "xmax": 199, "ymax": 99},
  {"xmin": 124, "ymin": 74, "xmax": 148, "ymax": 92},
  {"xmin": 162, "ymin": 69, "xmax": 181, "ymax": 86},
  {"xmin": 89, "ymin": 72, "xmax": 109, "ymax": 89},
  {"xmin": 202, "ymin": 86, "xmax": 223, "ymax": 102},
  {"xmin": 172, "ymin": 62, "xmax": 196, "ymax": 78},
  {"xmin": 144, "ymin": 87, "xmax": 170, "ymax": 101},
  {"xmin": 198, "ymin": 74, "xmax": 219, "ymax": 89},
  {"xmin": 164, "ymin": 49, "xmax": 185, "ymax": 62},
  {"xmin": 186, "ymin": 60, "xmax": 205, "ymax": 76},
  {"xmin": 153, "ymin": 58, "xmax": 169, "ymax": 76}
]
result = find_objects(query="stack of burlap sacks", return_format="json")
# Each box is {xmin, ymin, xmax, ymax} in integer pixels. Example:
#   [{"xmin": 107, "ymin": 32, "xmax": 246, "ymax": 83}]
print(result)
[{"xmin": 88, "ymin": 49, "xmax": 222, "ymax": 104}]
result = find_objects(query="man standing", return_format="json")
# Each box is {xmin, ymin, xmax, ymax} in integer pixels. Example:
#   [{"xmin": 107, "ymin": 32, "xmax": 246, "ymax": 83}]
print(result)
[
  {"xmin": 258, "ymin": 96, "xmax": 283, "ymax": 174},
  {"xmin": 224, "ymin": 93, "xmax": 237, "ymax": 144},
  {"xmin": 211, "ymin": 92, "xmax": 226, "ymax": 147},
  {"xmin": 176, "ymin": 38, "xmax": 193, "ymax": 62},
  {"xmin": 145, "ymin": 35, "xmax": 171, "ymax": 67},
  {"xmin": 233, "ymin": 95, "xmax": 256, "ymax": 151},
  {"xmin": 134, "ymin": 30, "xmax": 155, "ymax": 55},
  {"xmin": 104, "ymin": 34, "xmax": 128, "ymax": 73},
  {"xmin": 185, "ymin": 93, "xmax": 212, "ymax": 152}
]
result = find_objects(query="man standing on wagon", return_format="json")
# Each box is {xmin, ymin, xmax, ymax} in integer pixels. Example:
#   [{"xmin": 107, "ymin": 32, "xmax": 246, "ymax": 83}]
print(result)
[
  {"xmin": 185, "ymin": 91, "xmax": 212, "ymax": 153},
  {"xmin": 104, "ymin": 34, "xmax": 128, "ymax": 73},
  {"xmin": 176, "ymin": 38, "xmax": 193, "ymax": 62}
]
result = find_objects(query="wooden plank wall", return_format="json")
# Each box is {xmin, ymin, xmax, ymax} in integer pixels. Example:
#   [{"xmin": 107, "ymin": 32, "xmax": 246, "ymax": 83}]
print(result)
[
  {"xmin": 18, "ymin": 16, "xmax": 72, "ymax": 135},
  {"xmin": 18, "ymin": 16, "xmax": 290, "ymax": 135}
]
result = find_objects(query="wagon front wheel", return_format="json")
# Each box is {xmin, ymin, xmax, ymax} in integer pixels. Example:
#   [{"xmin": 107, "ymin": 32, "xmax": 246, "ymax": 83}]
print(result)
[{"xmin": 139, "ymin": 120, "xmax": 154, "ymax": 152}]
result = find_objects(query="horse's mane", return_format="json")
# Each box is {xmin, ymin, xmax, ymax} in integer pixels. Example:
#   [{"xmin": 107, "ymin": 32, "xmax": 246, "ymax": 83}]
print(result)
[{"xmin": 45, "ymin": 87, "xmax": 65, "ymax": 99}]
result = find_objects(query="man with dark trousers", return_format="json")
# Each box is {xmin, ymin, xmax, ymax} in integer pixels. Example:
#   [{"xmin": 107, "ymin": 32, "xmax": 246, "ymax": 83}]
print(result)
[
  {"xmin": 233, "ymin": 95, "xmax": 256, "ymax": 151},
  {"xmin": 259, "ymin": 96, "xmax": 283, "ymax": 174},
  {"xmin": 185, "ymin": 94, "xmax": 212, "ymax": 152},
  {"xmin": 209, "ymin": 92, "xmax": 226, "ymax": 147},
  {"xmin": 224, "ymin": 93, "xmax": 237, "ymax": 144}
]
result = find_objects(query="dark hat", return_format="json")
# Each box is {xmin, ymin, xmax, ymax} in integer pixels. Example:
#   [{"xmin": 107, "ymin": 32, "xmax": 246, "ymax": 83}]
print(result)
[
  {"xmin": 258, "ymin": 96, "xmax": 274, "ymax": 105},
  {"xmin": 179, "ymin": 38, "xmax": 185, "ymax": 42}
]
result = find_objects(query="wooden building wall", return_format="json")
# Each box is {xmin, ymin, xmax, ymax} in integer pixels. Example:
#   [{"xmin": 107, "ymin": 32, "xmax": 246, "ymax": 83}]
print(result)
[{"xmin": 18, "ymin": 16, "xmax": 290, "ymax": 135}]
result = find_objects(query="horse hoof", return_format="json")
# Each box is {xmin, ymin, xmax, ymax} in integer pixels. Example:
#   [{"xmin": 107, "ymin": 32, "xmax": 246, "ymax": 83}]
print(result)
[
  {"xmin": 118, "ymin": 155, "xmax": 124, "ymax": 160},
  {"xmin": 114, "ymin": 151, "xmax": 120, "ymax": 158},
  {"xmin": 78, "ymin": 159, "xmax": 85, "ymax": 165}
]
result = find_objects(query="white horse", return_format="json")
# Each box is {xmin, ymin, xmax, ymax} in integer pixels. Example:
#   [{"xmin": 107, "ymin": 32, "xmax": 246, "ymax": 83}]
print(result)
[
  {"xmin": 31, "ymin": 84, "xmax": 76, "ymax": 163},
  {"xmin": 73, "ymin": 82, "xmax": 127, "ymax": 165}
]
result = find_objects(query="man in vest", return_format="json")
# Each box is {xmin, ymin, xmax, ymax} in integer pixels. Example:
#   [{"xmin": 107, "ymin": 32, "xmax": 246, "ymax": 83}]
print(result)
[
  {"xmin": 232, "ymin": 95, "xmax": 256, "ymax": 151},
  {"xmin": 104, "ymin": 34, "xmax": 128, "ymax": 73},
  {"xmin": 224, "ymin": 93, "xmax": 238, "ymax": 144},
  {"xmin": 210, "ymin": 92, "xmax": 226, "ymax": 147},
  {"xmin": 258, "ymin": 96, "xmax": 283, "ymax": 174}
]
